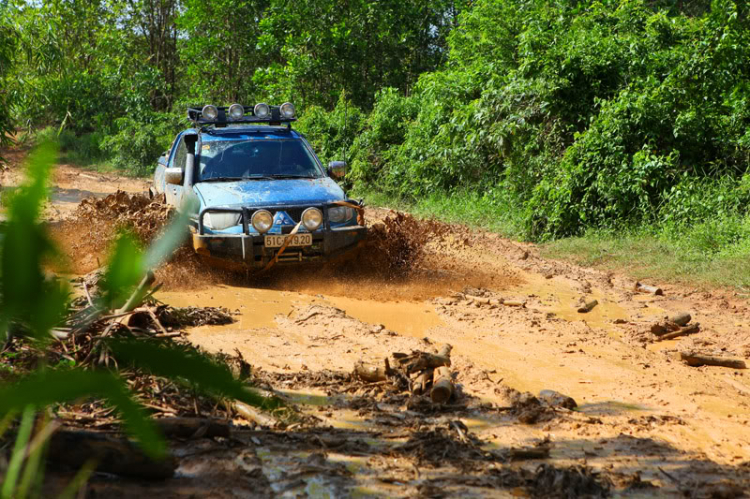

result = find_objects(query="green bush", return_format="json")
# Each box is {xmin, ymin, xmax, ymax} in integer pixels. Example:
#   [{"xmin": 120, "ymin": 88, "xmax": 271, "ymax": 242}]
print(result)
[{"xmin": 101, "ymin": 112, "xmax": 180, "ymax": 176}]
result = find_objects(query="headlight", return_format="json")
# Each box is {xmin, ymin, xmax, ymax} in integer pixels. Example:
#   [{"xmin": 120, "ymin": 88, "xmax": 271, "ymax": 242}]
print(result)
[
  {"xmin": 228, "ymin": 103, "xmax": 245, "ymax": 120},
  {"xmin": 254, "ymin": 103, "xmax": 270, "ymax": 119},
  {"xmin": 328, "ymin": 206, "xmax": 353, "ymax": 223},
  {"xmin": 280, "ymin": 102, "xmax": 296, "ymax": 119},
  {"xmin": 251, "ymin": 209, "xmax": 273, "ymax": 233},
  {"xmin": 204, "ymin": 212, "xmax": 240, "ymax": 230},
  {"xmin": 301, "ymin": 207, "xmax": 323, "ymax": 231},
  {"xmin": 202, "ymin": 105, "xmax": 219, "ymax": 121}
]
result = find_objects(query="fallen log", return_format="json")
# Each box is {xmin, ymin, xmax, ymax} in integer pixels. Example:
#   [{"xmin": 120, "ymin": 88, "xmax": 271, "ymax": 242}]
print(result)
[
  {"xmin": 47, "ymin": 428, "xmax": 177, "ymax": 479},
  {"xmin": 635, "ymin": 282, "xmax": 663, "ymax": 296},
  {"xmin": 430, "ymin": 366, "xmax": 454, "ymax": 404},
  {"xmin": 503, "ymin": 300, "xmax": 526, "ymax": 307},
  {"xmin": 656, "ymin": 323, "xmax": 700, "ymax": 341},
  {"xmin": 353, "ymin": 360, "xmax": 389, "ymax": 382},
  {"xmin": 155, "ymin": 417, "xmax": 230, "ymax": 439},
  {"xmin": 393, "ymin": 348, "xmax": 451, "ymax": 374},
  {"xmin": 680, "ymin": 352, "xmax": 746, "ymax": 369},
  {"xmin": 577, "ymin": 299, "xmax": 598, "ymax": 314},
  {"xmin": 668, "ymin": 312, "xmax": 691, "ymax": 327}
]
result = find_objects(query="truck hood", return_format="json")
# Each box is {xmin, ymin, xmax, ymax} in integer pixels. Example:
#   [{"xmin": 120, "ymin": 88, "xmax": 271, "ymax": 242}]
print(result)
[{"xmin": 193, "ymin": 177, "xmax": 346, "ymax": 208}]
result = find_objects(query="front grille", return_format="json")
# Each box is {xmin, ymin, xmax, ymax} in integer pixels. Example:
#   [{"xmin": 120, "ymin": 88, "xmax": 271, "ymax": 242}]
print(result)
[{"xmin": 282, "ymin": 208, "xmax": 305, "ymax": 223}]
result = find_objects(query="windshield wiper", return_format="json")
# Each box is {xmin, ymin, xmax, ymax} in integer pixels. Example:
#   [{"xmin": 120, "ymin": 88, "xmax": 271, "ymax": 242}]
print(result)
[
  {"xmin": 268, "ymin": 174, "xmax": 317, "ymax": 179},
  {"xmin": 201, "ymin": 176, "xmax": 273, "ymax": 182}
]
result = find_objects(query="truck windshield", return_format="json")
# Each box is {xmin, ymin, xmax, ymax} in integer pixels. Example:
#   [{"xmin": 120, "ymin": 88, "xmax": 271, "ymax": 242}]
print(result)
[{"xmin": 198, "ymin": 139, "xmax": 324, "ymax": 181}]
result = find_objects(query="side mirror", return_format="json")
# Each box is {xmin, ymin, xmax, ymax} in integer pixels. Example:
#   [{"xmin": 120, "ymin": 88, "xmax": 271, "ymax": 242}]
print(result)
[
  {"xmin": 327, "ymin": 161, "xmax": 347, "ymax": 179},
  {"xmin": 165, "ymin": 167, "xmax": 183, "ymax": 186}
]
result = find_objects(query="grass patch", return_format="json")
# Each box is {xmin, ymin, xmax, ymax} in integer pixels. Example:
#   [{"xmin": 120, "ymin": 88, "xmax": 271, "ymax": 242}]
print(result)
[
  {"xmin": 358, "ymin": 188, "xmax": 750, "ymax": 291},
  {"xmin": 542, "ymin": 218, "xmax": 750, "ymax": 290},
  {"xmin": 355, "ymin": 188, "xmax": 526, "ymax": 239}
]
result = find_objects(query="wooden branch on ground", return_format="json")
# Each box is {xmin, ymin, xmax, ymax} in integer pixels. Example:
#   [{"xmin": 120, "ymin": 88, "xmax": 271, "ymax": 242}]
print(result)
[
  {"xmin": 680, "ymin": 352, "xmax": 746, "ymax": 369},
  {"xmin": 234, "ymin": 401, "xmax": 278, "ymax": 428},
  {"xmin": 651, "ymin": 321, "xmax": 681, "ymax": 336},
  {"xmin": 577, "ymin": 299, "xmax": 598, "ymax": 313},
  {"xmin": 635, "ymin": 282, "xmax": 663, "ymax": 295},
  {"xmin": 393, "ymin": 344, "xmax": 452, "ymax": 374},
  {"xmin": 412, "ymin": 369, "xmax": 433, "ymax": 395},
  {"xmin": 116, "ymin": 270, "xmax": 156, "ymax": 315},
  {"xmin": 353, "ymin": 360, "xmax": 389, "ymax": 382},
  {"xmin": 656, "ymin": 323, "xmax": 700, "ymax": 341},
  {"xmin": 430, "ymin": 366, "xmax": 454, "ymax": 404}
]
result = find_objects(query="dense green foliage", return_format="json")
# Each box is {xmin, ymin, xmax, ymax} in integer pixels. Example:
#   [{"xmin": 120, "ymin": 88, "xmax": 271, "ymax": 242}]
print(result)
[{"xmin": 4, "ymin": 0, "xmax": 750, "ymax": 240}]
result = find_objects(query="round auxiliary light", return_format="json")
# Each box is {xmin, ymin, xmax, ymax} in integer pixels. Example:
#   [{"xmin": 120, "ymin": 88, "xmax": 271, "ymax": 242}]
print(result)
[
  {"xmin": 280, "ymin": 102, "xmax": 296, "ymax": 119},
  {"xmin": 202, "ymin": 105, "xmax": 219, "ymax": 121},
  {"xmin": 251, "ymin": 209, "xmax": 274, "ymax": 234},
  {"xmin": 301, "ymin": 207, "xmax": 323, "ymax": 231},
  {"xmin": 254, "ymin": 102, "xmax": 271, "ymax": 119},
  {"xmin": 228, "ymin": 103, "xmax": 245, "ymax": 120}
]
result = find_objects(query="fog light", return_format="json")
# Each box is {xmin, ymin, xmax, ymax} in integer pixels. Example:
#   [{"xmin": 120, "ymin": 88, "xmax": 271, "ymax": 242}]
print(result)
[
  {"xmin": 251, "ymin": 209, "xmax": 273, "ymax": 233},
  {"xmin": 280, "ymin": 102, "xmax": 296, "ymax": 119},
  {"xmin": 205, "ymin": 212, "xmax": 240, "ymax": 230},
  {"xmin": 301, "ymin": 207, "xmax": 323, "ymax": 231},
  {"xmin": 328, "ymin": 206, "xmax": 353, "ymax": 223},
  {"xmin": 202, "ymin": 105, "xmax": 219, "ymax": 120},
  {"xmin": 228, "ymin": 103, "xmax": 245, "ymax": 120},
  {"xmin": 254, "ymin": 103, "xmax": 271, "ymax": 119}
]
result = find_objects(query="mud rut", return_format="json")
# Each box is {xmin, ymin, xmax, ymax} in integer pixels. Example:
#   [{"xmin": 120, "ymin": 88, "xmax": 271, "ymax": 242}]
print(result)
[{"xmin": 5, "ymin": 157, "xmax": 750, "ymax": 498}]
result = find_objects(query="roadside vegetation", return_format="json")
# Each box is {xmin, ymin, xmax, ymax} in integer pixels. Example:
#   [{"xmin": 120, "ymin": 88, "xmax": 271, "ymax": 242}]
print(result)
[{"xmin": 2, "ymin": 0, "xmax": 750, "ymax": 287}]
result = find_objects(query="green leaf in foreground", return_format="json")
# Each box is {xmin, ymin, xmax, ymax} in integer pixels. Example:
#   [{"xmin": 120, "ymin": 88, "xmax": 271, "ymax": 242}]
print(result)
[
  {"xmin": 0, "ymin": 370, "xmax": 165, "ymax": 458},
  {"xmin": 109, "ymin": 339, "xmax": 275, "ymax": 410}
]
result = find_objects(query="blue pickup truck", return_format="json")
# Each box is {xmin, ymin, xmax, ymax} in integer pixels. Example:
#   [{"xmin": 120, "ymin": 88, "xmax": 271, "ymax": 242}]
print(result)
[{"xmin": 151, "ymin": 103, "xmax": 366, "ymax": 270}]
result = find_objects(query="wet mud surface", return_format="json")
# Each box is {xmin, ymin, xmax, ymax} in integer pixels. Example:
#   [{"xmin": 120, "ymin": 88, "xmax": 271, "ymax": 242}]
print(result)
[{"xmin": 5, "ymin": 154, "xmax": 750, "ymax": 497}]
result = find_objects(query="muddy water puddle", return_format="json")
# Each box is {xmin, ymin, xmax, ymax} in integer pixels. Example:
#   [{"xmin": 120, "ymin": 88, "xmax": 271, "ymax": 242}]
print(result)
[{"xmin": 158, "ymin": 285, "xmax": 444, "ymax": 337}]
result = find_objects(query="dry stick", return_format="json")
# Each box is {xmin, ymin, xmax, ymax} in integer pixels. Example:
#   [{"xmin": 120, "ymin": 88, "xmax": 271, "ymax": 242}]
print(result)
[
  {"xmin": 116, "ymin": 271, "xmax": 156, "ymax": 315},
  {"xmin": 656, "ymin": 323, "xmax": 700, "ymax": 341},
  {"xmin": 430, "ymin": 366, "xmax": 454, "ymax": 404},
  {"xmin": 635, "ymin": 282, "xmax": 664, "ymax": 295},
  {"xmin": 146, "ymin": 307, "xmax": 169, "ymax": 336},
  {"xmin": 651, "ymin": 321, "xmax": 681, "ymax": 336},
  {"xmin": 503, "ymin": 299, "xmax": 526, "ymax": 307},
  {"xmin": 83, "ymin": 281, "xmax": 95, "ymax": 307},
  {"xmin": 577, "ymin": 299, "xmax": 598, "ymax": 313},
  {"xmin": 234, "ymin": 401, "xmax": 278, "ymax": 428},
  {"xmin": 412, "ymin": 369, "xmax": 433, "ymax": 395},
  {"xmin": 680, "ymin": 352, "xmax": 747, "ymax": 369}
]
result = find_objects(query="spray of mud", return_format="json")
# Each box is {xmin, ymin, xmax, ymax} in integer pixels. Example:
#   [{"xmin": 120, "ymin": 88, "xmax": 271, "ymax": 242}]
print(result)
[{"xmin": 51, "ymin": 194, "xmax": 514, "ymax": 300}]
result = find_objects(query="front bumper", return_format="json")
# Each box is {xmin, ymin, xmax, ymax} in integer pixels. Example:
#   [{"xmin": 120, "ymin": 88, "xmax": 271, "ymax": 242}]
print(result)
[
  {"xmin": 191, "ymin": 202, "xmax": 366, "ymax": 269},
  {"xmin": 192, "ymin": 226, "xmax": 366, "ymax": 268}
]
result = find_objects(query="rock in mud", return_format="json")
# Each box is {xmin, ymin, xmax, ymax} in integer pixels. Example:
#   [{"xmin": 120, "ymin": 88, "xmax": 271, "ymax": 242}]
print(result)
[{"xmin": 538, "ymin": 390, "xmax": 578, "ymax": 410}]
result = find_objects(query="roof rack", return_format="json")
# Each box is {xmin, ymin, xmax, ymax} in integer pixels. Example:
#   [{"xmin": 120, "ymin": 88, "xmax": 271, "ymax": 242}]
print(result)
[{"xmin": 187, "ymin": 104, "xmax": 297, "ymax": 128}]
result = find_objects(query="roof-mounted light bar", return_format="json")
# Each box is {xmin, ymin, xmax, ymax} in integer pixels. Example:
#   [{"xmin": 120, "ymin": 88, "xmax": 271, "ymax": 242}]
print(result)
[{"xmin": 187, "ymin": 103, "xmax": 297, "ymax": 127}]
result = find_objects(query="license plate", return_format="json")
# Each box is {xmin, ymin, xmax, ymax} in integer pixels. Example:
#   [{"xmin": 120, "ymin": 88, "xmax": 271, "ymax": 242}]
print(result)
[{"xmin": 264, "ymin": 233, "xmax": 313, "ymax": 248}]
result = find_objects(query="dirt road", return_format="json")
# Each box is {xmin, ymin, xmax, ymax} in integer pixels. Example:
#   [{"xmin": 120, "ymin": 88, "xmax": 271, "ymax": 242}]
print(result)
[{"xmin": 6, "ymin": 154, "xmax": 750, "ymax": 497}]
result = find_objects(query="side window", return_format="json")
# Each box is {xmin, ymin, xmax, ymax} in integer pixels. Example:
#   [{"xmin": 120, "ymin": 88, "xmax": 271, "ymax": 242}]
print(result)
[{"xmin": 171, "ymin": 137, "xmax": 188, "ymax": 170}]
